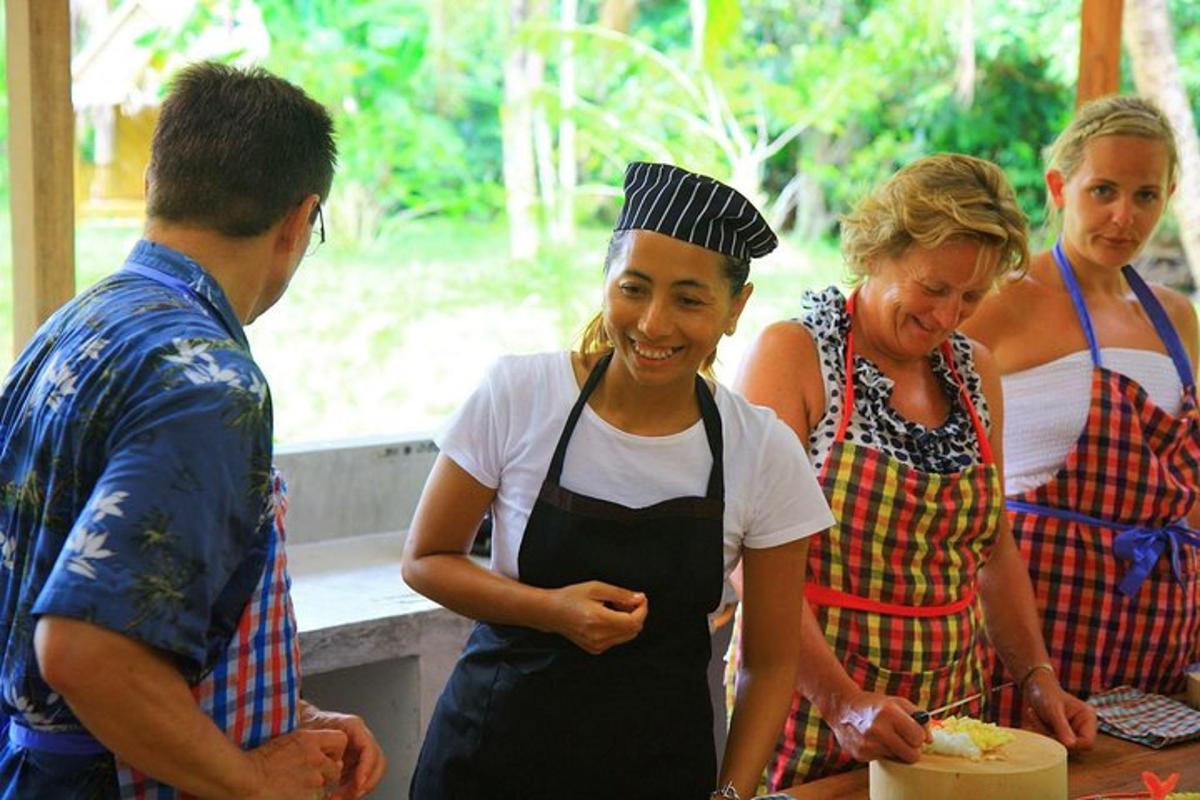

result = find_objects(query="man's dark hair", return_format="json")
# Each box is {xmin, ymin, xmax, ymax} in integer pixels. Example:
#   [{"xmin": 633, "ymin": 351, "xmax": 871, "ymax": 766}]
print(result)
[{"xmin": 146, "ymin": 62, "xmax": 336, "ymax": 237}]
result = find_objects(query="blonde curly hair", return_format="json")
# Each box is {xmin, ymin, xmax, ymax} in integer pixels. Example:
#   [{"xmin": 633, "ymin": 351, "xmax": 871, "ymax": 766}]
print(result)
[{"xmin": 841, "ymin": 153, "xmax": 1029, "ymax": 284}]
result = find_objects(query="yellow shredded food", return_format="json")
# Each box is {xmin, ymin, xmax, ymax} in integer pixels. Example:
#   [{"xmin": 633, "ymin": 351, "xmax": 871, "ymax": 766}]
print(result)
[
  {"xmin": 933, "ymin": 715, "xmax": 1014, "ymax": 753},
  {"xmin": 1166, "ymin": 793, "xmax": 1200, "ymax": 799}
]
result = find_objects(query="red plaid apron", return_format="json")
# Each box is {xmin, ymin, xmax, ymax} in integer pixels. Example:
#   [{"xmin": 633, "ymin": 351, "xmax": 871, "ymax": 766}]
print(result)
[
  {"xmin": 990, "ymin": 243, "xmax": 1200, "ymax": 726},
  {"xmin": 762, "ymin": 293, "xmax": 1002, "ymax": 789},
  {"xmin": 115, "ymin": 468, "xmax": 302, "ymax": 799}
]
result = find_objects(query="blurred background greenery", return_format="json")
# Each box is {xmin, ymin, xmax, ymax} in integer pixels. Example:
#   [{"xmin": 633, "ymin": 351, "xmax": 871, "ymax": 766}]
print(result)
[{"xmin": 2, "ymin": 0, "xmax": 1198, "ymax": 443}]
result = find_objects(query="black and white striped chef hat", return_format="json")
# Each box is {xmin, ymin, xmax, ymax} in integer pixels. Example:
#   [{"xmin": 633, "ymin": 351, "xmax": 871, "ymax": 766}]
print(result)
[{"xmin": 614, "ymin": 162, "xmax": 778, "ymax": 261}]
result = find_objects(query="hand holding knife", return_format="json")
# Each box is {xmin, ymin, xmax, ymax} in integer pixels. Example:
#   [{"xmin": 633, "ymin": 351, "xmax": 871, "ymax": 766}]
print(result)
[{"xmin": 910, "ymin": 682, "xmax": 1014, "ymax": 725}]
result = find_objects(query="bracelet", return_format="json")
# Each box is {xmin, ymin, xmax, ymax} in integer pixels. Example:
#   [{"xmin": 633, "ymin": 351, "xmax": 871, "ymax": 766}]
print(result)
[
  {"xmin": 711, "ymin": 783, "xmax": 741, "ymax": 800},
  {"xmin": 1019, "ymin": 661, "xmax": 1055, "ymax": 691}
]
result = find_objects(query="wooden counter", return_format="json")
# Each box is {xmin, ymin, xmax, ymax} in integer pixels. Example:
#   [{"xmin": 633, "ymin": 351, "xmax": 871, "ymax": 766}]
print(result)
[{"xmin": 781, "ymin": 733, "xmax": 1200, "ymax": 798}]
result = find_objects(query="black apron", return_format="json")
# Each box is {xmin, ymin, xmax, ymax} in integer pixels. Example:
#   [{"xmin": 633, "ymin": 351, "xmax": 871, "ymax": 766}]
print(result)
[{"xmin": 411, "ymin": 353, "xmax": 727, "ymax": 799}]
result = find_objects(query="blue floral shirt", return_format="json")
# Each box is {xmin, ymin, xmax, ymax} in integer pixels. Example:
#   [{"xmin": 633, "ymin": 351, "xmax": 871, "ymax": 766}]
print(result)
[{"xmin": 0, "ymin": 241, "xmax": 275, "ymax": 796}]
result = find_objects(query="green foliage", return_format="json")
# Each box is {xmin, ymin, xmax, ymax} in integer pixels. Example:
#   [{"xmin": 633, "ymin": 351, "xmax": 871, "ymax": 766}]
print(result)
[
  {"xmin": 700, "ymin": 0, "xmax": 743, "ymax": 70},
  {"xmin": 3, "ymin": 0, "xmax": 1200, "ymax": 246},
  {"xmin": 515, "ymin": 0, "xmax": 1101, "ymax": 239},
  {"xmin": 903, "ymin": 42, "xmax": 1073, "ymax": 231},
  {"xmin": 253, "ymin": 0, "xmax": 508, "ymax": 239}
]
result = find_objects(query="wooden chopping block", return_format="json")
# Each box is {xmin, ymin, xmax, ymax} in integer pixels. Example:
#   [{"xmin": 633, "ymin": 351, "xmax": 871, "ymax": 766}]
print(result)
[
  {"xmin": 869, "ymin": 727, "xmax": 1067, "ymax": 800},
  {"xmin": 1188, "ymin": 669, "xmax": 1200, "ymax": 709}
]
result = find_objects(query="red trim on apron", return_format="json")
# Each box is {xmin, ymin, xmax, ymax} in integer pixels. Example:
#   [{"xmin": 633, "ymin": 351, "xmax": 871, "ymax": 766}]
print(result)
[
  {"xmin": 813, "ymin": 290, "xmax": 994, "ymax": 617},
  {"xmin": 746, "ymin": 290, "xmax": 1003, "ymax": 790},
  {"xmin": 805, "ymin": 582, "xmax": 977, "ymax": 617}
]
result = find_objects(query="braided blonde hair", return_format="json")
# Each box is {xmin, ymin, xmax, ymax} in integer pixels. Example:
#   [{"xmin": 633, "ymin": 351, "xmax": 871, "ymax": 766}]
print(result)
[{"xmin": 1044, "ymin": 95, "xmax": 1178, "ymax": 224}]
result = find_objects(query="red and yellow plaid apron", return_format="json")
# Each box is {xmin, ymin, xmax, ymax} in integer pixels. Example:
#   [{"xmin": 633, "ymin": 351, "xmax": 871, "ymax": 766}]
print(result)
[
  {"xmin": 989, "ymin": 244, "xmax": 1200, "ymax": 725},
  {"xmin": 760, "ymin": 293, "xmax": 1002, "ymax": 789}
]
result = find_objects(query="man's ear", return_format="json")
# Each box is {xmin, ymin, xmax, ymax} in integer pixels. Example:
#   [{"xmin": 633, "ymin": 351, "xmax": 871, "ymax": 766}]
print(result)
[{"xmin": 277, "ymin": 193, "xmax": 320, "ymax": 254}]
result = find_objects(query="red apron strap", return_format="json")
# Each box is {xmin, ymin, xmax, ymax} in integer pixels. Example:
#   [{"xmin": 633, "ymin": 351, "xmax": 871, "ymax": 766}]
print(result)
[
  {"xmin": 940, "ymin": 340, "xmax": 994, "ymax": 465},
  {"xmin": 835, "ymin": 292, "xmax": 860, "ymax": 442},
  {"xmin": 840, "ymin": 291, "xmax": 993, "ymax": 465},
  {"xmin": 805, "ymin": 582, "xmax": 977, "ymax": 618}
]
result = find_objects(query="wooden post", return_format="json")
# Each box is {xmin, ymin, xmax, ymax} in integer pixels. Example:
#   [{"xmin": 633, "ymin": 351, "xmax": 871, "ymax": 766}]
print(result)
[
  {"xmin": 1077, "ymin": 0, "xmax": 1125, "ymax": 107},
  {"xmin": 6, "ymin": 0, "xmax": 75, "ymax": 355}
]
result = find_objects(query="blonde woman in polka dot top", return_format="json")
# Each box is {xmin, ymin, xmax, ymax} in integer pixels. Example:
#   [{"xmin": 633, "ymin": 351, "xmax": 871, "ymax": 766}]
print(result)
[{"xmin": 728, "ymin": 153, "xmax": 1096, "ymax": 791}]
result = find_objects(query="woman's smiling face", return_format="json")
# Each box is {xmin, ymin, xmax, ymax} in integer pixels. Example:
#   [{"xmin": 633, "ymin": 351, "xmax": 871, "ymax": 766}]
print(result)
[
  {"xmin": 602, "ymin": 230, "xmax": 750, "ymax": 389},
  {"xmin": 859, "ymin": 238, "xmax": 995, "ymax": 360}
]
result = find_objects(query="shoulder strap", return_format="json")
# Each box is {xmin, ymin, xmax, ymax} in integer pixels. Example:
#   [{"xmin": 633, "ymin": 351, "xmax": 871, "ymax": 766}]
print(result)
[
  {"xmin": 842, "ymin": 293, "xmax": 993, "ymax": 464},
  {"xmin": 1052, "ymin": 240, "xmax": 1102, "ymax": 366},
  {"xmin": 1122, "ymin": 265, "xmax": 1195, "ymax": 390},
  {"xmin": 545, "ymin": 352, "xmax": 610, "ymax": 483},
  {"xmin": 940, "ymin": 339, "xmax": 995, "ymax": 465},
  {"xmin": 545, "ymin": 352, "xmax": 725, "ymax": 500}
]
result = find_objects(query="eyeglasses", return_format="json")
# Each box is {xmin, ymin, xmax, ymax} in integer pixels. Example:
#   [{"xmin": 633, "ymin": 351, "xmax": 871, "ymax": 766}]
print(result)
[{"xmin": 306, "ymin": 202, "xmax": 326, "ymax": 256}]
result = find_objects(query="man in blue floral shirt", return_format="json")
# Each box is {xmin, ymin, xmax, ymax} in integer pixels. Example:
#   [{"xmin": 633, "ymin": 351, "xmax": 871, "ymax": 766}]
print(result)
[{"xmin": 0, "ymin": 63, "xmax": 384, "ymax": 798}]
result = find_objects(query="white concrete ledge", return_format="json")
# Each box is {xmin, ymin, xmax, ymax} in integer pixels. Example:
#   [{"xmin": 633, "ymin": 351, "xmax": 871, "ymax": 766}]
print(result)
[
  {"xmin": 288, "ymin": 530, "xmax": 472, "ymax": 677},
  {"xmin": 276, "ymin": 434, "xmax": 438, "ymax": 546},
  {"xmin": 287, "ymin": 529, "xmax": 474, "ymax": 794}
]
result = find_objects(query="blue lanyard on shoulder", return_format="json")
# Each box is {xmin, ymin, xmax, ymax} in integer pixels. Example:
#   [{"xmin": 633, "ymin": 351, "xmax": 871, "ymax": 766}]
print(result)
[
  {"xmin": 122, "ymin": 262, "xmax": 195, "ymax": 296},
  {"xmin": 121, "ymin": 262, "xmax": 239, "ymax": 342},
  {"xmin": 1051, "ymin": 240, "xmax": 1194, "ymax": 389}
]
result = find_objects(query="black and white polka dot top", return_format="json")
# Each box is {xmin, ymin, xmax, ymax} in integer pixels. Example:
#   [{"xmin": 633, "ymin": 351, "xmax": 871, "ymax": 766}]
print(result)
[{"xmin": 798, "ymin": 287, "xmax": 990, "ymax": 475}]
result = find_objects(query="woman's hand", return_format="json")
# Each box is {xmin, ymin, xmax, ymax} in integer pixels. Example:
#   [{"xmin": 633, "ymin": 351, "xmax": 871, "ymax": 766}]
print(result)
[
  {"xmin": 828, "ymin": 689, "xmax": 930, "ymax": 763},
  {"xmin": 1019, "ymin": 670, "xmax": 1098, "ymax": 750},
  {"xmin": 546, "ymin": 581, "xmax": 647, "ymax": 655}
]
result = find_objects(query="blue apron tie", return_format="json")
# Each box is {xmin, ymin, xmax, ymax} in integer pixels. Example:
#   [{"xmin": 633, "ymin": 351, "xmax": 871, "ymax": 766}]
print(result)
[
  {"xmin": 1112, "ymin": 523, "xmax": 1200, "ymax": 597},
  {"xmin": 1007, "ymin": 499, "xmax": 1200, "ymax": 596},
  {"xmin": 1015, "ymin": 244, "xmax": 1200, "ymax": 597},
  {"xmin": 0, "ymin": 711, "xmax": 107, "ymax": 756}
]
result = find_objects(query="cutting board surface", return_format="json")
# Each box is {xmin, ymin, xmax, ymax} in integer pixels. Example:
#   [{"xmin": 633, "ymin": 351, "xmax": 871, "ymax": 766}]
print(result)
[{"xmin": 870, "ymin": 727, "xmax": 1068, "ymax": 800}]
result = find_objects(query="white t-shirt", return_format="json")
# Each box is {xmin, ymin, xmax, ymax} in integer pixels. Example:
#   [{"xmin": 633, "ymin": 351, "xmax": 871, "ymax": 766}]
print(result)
[{"xmin": 436, "ymin": 352, "xmax": 834, "ymax": 581}]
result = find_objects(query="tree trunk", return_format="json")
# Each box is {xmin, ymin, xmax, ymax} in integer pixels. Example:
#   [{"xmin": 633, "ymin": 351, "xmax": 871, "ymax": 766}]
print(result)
[
  {"xmin": 502, "ymin": 0, "xmax": 540, "ymax": 260},
  {"xmin": 427, "ymin": 0, "xmax": 452, "ymax": 114},
  {"xmin": 532, "ymin": 52, "xmax": 557, "ymax": 241},
  {"xmin": 1124, "ymin": 0, "xmax": 1200, "ymax": 288},
  {"xmin": 688, "ymin": 0, "xmax": 706, "ymax": 70},
  {"xmin": 557, "ymin": 0, "xmax": 578, "ymax": 244},
  {"xmin": 955, "ymin": 0, "xmax": 975, "ymax": 107},
  {"xmin": 599, "ymin": 0, "xmax": 636, "ymax": 31}
]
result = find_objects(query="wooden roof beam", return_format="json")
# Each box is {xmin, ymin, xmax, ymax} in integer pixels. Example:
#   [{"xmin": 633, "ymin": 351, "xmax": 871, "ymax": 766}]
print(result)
[{"xmin": 1078, "ymin": 0, "xmax": 1124, "ymax": 107}]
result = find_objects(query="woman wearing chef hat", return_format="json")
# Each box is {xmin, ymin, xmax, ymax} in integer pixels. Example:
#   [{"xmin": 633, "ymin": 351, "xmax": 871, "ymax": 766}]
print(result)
[{"xmin": 403, "ymin": 162, "xmax": 835, "ymax": 799}]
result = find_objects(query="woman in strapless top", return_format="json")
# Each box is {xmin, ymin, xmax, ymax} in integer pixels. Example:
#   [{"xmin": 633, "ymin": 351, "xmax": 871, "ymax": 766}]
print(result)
[{"xmin": 962, "ymin": 95, "xmax": 1200, "ymax": 727}]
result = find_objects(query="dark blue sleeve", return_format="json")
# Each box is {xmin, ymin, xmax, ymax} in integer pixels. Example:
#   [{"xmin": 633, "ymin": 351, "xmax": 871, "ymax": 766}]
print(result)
[{"xmin": 32, "ymin": 355, "xmax": 272, "ymax": 678}]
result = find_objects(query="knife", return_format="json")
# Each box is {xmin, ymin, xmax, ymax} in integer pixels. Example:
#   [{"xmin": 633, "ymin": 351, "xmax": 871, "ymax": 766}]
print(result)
[{"xmin": 910, "ymin": 681, "xmax": 1014, "ymax": 725}]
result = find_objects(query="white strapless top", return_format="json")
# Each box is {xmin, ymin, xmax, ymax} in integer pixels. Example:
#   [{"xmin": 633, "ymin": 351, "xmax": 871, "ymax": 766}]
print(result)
[{"xmin": 1002, "ymin": 348, "xmax": 1184, "ymax": 495}]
